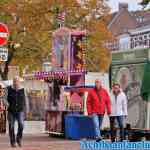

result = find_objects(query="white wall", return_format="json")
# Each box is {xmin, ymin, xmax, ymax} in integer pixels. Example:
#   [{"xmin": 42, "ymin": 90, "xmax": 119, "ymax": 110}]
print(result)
[
  {"xmin": 119, "ymin": 34, "xmax": 131, "ymax": 50},
  {"xmin": 85, "ymin": 72, "xmax": 110, "ymax": 92}
]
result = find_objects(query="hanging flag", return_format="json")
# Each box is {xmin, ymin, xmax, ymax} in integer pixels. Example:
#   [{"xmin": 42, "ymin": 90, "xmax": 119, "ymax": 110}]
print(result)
[{"xmin": 57, "ymin": 11, "xmax": 66, "ymax": 23}]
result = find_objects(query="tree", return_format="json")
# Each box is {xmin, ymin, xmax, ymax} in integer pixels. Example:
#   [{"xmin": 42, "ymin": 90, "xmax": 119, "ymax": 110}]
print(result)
[
  {"xmin": 0, "ymin": 0, "xmax": 52, "ymax": 79},
  {"xmin": 86, "ymin": 17, "xmax": 113, "ymax": 72},
  {"xmin": 140, "ymin": 0, "xmax": 150, "ymax": 8},
  {"xmin": 0, "ymin": 0, "xmax": 112, "ymax": 79}
]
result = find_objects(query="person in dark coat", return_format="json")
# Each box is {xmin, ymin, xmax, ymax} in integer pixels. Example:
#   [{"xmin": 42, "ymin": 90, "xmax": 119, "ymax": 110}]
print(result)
[{"xmin": 7, "ymin": 76, "xmax": 28, "ymax": 147}]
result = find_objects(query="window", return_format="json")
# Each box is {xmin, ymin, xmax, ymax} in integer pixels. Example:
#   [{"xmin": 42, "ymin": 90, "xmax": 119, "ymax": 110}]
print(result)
[
  {"xmin": 136, "ymin": 16, "xmax": 145, "ymax": 23},
  {"xmin": 139, "ymin": 36, "xmax": 142, "ymax": 40},
  {"xmin": 144, "ymin": 35, "xmax": 147, "ymax": 39}
]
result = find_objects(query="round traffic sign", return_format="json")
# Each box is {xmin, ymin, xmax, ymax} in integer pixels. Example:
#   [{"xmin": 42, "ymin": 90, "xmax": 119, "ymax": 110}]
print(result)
[{"xmin": 0, "ymin": 23, "xmax": 9, "ymax": 46}]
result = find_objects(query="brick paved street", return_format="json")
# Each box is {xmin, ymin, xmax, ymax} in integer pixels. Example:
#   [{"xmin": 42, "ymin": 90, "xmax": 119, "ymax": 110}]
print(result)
[{"xmin": 0, "ymin": 134, "xmax": 80, "ymax": 150}]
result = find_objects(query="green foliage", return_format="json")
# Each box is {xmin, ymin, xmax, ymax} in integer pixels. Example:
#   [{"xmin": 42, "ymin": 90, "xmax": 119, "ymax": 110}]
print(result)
[
  {"xmin": 0, "ymin": 0, "xmax": 10, "ymax": 5},
  {"xmin": 140, "ymin": 0, "xmax": 150, "ymax": 7}
]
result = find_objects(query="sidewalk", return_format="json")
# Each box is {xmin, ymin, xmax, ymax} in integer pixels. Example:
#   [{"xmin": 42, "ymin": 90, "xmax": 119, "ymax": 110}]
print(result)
[{"xmin": 0, "ymin": 133, "xmax": 80, "ymax": 150}]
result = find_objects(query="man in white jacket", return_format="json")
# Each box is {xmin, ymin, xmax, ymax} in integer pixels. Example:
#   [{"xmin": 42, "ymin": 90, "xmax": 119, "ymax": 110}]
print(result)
[{"xmin": 110, "ymin": 83, "xmax": 128, "ymax": 142}]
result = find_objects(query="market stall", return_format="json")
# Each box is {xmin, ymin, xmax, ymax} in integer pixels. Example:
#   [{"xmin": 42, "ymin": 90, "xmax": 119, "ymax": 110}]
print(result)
[
  {"xmin": 24, "ymin": 27, "xmax": 88, "ymax": 135},
  {"xmin": 44, "ymin": 27, "xmax": 86, "ymax": 135}
]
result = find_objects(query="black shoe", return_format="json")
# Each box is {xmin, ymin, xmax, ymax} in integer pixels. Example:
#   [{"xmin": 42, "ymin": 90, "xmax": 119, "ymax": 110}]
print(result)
[
  {"xmin": 119, "ymin": 139, "xmax": 124, "ymax": 142},
  {"xmin": 17, "ymin": 140, "xmax": 22, "ymax": 147},
  {"xmin": 111, "ymin": 139, "xmax": 116, "ymax": 142},
  {"xmin": 11, "ymin": 143, "xmax": 16, "ymax": 148},
  {"xmin": 96, "ymin": 137, "xmax": 103, "ymax": 142}
]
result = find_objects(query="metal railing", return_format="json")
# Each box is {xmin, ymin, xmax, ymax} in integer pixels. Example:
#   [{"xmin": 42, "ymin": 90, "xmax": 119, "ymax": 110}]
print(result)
[{"xmin": 106, "ymin": 39, "xmax": 150, "ymax": 51}]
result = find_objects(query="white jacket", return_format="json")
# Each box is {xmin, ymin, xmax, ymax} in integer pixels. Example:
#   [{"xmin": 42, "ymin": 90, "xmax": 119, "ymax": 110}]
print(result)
[{"xmin": 110, "ymin": 91, "xmax": 128, "ymax": 116}]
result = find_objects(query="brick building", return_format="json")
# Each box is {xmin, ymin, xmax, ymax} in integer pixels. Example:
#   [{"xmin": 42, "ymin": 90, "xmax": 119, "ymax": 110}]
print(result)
[{"xmin": 107, "ymin": 3, "xmax": 150, "ymax": 51}]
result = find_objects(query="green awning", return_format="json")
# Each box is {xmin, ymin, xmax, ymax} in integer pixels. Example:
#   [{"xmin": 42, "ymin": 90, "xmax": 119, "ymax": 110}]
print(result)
[{"xmin": 141, "ymin": 61, "xmax": 150, "ymax": 101}]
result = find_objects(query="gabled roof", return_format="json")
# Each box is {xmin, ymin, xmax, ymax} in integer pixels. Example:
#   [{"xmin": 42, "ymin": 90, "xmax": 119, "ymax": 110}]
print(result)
[
  {"xmin": 107, "ymin": 7, "xmax": 150, "ymax": 36},
  {"xmin": 108, "ymin": 8, "xmax": 138, "ymax": 36}
]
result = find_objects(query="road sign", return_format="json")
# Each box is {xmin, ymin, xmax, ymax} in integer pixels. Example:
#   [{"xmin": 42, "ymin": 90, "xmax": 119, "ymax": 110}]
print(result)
[
  {"xmin": 0, "ymin": 23, "xmax": 9, "ymax": 46},
  {"xmin": 0, "ymin": 47, "xmax": 8, "ymax": 61}
]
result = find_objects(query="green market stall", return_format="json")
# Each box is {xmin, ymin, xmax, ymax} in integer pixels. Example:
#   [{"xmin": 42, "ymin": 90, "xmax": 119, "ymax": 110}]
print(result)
[{"xmin": 110, "ymin": 48, "xmax": 150, "ymax": 130}]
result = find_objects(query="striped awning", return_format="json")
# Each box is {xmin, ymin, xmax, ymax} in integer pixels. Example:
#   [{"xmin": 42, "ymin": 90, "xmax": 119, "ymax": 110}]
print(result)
[{"xmin": 23, "ymin": 70, "xmax": 87, "ymax": 80}]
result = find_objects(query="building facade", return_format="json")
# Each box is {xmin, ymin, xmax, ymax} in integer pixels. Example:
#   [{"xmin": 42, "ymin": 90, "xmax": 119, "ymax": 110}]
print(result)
[{"xmin": 107, "ymin": 3, "xmax": 150, "ymax": 51}]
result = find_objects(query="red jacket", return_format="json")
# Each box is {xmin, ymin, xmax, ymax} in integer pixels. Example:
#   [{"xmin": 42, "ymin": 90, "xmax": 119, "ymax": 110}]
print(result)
[{"xmin": 86, "ymin": 88, "xmax": 111, "ymax": 115}]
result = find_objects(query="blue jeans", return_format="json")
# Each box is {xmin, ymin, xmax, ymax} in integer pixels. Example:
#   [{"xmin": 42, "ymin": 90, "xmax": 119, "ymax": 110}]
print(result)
[
  {"xmin": 92, "ymin": 114, "xmax": 104, "ymax": 137},
  {"xmin": 110, "ymin": 116, "xmax": 124, "ymax": 141},
  {"xmin": 7, "ymin": 112, "xmax": 24, "ymax": 145}
]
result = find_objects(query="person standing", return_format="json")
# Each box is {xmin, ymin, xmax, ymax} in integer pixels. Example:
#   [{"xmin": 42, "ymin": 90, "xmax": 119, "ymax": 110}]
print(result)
[
  {"xmin": 7, "ymin": 76, "xmax": 29, "ymax": 147},
  {"xmin": 0, "ymin": 84, "xmax": 5, "ymax": 112},
  {"xmin": 0, "ymin": 84, "xmax": 7, "ymax": 133},
  {"xmin": 110, "ymin": 83, "xmax": 128, "ymax": 142},
  {"xmin": 86, "ymin": 79, "xmax": 111, "ymax": 141}
]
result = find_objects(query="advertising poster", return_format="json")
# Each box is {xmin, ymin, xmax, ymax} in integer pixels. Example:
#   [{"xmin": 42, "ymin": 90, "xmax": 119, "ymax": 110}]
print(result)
[
  {"xmin": 111, "ymin": 63, "xmax": 146, "ymax": 128},
  {"xmin": 52, "ymin": 28, "xmax": 69, "ymax": 70}
]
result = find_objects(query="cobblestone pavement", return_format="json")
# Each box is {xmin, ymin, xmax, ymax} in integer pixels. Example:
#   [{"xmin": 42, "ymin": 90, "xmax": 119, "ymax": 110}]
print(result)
[{"xmin": 0, "ymin": 134, "xmax": 80, "ymax": 150}]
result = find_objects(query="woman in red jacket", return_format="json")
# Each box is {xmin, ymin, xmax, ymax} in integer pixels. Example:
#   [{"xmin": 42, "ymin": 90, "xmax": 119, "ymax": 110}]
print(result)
[{"xmin": 86, "ymin": 79, "xmax": 111, "ymax": 141}]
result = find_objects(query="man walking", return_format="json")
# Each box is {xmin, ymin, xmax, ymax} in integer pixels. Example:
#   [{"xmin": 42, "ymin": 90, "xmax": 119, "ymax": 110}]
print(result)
[
  {"xmin": 7, "ymin": 76, "xmax": 28, "ymax": 147},
  {"xmin": 86, "ymin": 79, "xmax": 111, "ymax": 141},
  {"xmin": 110, "ymin": 83, "xmax": 128, "ymax": 142}
]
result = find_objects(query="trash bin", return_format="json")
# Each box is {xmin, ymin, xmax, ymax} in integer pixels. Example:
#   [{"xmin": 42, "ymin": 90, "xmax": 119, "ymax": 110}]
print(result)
[{"xmin": 65, "ymin": 114, "xmax": 100, "ymax": 140}]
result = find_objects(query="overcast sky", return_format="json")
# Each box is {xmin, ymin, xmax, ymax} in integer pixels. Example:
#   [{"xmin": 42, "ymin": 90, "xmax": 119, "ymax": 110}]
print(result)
[{"xmin": 107, "ymin": 0, "xmax": 143, "ymax": 12}]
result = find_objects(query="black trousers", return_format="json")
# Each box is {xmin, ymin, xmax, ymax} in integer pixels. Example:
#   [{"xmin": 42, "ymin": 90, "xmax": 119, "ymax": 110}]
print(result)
[{"xmin": 110, "ymin": 116, "xmax": 124, "ymax": 141}]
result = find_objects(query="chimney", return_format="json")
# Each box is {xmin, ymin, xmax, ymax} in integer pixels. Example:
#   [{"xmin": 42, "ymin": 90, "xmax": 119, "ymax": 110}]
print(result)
[{"xmin": 119, "ymin": 3, "xmax": 128, "ymax": 11}]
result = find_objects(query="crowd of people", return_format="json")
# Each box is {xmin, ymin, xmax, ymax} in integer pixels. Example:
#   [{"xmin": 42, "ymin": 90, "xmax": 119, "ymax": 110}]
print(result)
[{"xmin": 0, "ymin": 77, "xmax": 128, "ymax": 148}]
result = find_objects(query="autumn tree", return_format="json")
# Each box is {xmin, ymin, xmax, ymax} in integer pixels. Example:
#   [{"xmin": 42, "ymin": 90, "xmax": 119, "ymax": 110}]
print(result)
[
  {"xmin": 0, "ymin": 0, "xmax": 52, "ymax": 80},
  {"xmin": 0, "ymin": 0, "xmax": 112, "ymax": 79},
  {"xmin": 140, "ymin": 0, "xmax": 150, "ymax": 8}
]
